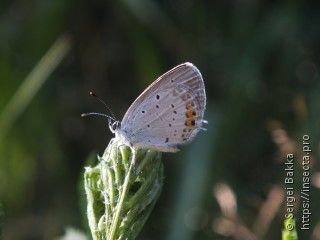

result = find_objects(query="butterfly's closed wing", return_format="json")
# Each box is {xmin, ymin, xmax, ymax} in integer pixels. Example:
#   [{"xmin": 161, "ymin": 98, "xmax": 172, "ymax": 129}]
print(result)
[{"xmin": 115, "ymin": 62, "xmax": 206, "ymax": 152}]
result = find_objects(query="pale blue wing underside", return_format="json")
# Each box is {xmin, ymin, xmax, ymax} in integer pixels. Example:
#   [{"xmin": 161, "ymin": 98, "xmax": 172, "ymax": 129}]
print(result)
[{"xmin": 117, "ymin": 62, "xmax": 206, "ymax": 152}]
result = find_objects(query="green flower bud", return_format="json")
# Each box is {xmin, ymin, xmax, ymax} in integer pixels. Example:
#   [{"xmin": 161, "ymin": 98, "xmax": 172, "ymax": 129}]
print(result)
[{"xmin": 84, "ymin": 139, "xmax": 163, "ymax": 240}]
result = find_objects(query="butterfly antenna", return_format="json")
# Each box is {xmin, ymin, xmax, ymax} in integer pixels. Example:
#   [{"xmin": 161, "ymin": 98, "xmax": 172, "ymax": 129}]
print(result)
[
  {"xmin": 81, "ymin": 112, "xmax": 115, "ymax": 126},
  {"xmin": 81, "ymin": 112, "xmax": 107, "ymax": 118},
  {"xmin": 88, "ymin": 91, "xmax": 117, "ymax": 121}
]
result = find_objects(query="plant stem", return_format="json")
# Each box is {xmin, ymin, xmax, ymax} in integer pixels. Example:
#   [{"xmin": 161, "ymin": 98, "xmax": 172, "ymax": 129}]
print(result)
[{"xmin": 109, "ymin": 151, "xmax": 136, "ymax": 240}]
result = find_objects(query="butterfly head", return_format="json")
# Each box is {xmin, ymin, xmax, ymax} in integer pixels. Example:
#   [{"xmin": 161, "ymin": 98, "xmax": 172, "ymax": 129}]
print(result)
[{"xmin": 109, "ymin": 120, "xmax": 121, "ymax": 133}]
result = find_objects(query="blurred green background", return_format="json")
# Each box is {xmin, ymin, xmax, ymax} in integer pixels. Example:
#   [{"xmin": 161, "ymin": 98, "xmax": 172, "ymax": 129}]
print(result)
[{"xmin": 1, "ymin": 0, "xmax": 320, "ymax": 239}]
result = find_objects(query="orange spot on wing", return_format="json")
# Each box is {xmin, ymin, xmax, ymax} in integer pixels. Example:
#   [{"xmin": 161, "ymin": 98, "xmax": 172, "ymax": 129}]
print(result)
[
  {"xmin": 185, "ymin": 101, "xmax": 198, "ymax": 129},
  {"xmin": 186, "ymin": 110, "xmax": 196, "ymax": 118},
  {"xmin": 185, "ymin": 119, "xmax": 196, "ymax": 129}
]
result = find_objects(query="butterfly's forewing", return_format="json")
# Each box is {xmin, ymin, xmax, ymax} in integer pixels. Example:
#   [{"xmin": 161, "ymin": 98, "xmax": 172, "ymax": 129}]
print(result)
[{"xmin": 119, "ymin": 62, "xmax": 206, "ymax": 152}]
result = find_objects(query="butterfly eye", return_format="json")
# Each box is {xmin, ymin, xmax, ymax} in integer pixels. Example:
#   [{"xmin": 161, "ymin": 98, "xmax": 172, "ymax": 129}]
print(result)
[{"xmin": 111, "ymin": 121, "xmax": 121, "ymax": 131}]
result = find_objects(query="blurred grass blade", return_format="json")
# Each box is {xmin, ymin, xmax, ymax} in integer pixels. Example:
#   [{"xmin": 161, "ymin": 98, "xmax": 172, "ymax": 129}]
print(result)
[
  {"xmin": 0, "ymin": 34, "xmax": 71, "ymax": 143},
  {"xmin": 282, "ymin": 218, "xmax": 298, "ymax": 240},
  {"xmin": 0, "ymin": 202, "xmax": 3, "ymax": 240}
]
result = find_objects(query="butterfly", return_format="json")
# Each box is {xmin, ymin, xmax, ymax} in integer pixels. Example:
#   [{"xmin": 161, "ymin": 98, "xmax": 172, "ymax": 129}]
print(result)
[{"xmin": 108, "ymin": 62, "xmax": 207, "ymax": 152}]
